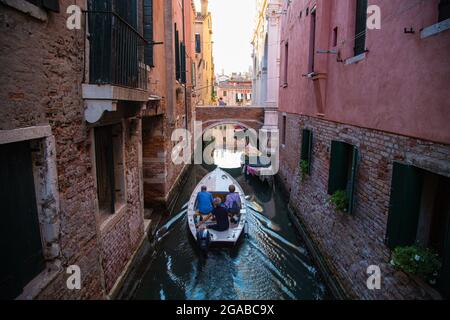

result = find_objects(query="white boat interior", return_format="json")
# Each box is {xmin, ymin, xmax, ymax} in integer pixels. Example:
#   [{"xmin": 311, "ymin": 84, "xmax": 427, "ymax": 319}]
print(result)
[{"xmin": 187, "ymin": 168, "xmax": 246, "ymax": 245}]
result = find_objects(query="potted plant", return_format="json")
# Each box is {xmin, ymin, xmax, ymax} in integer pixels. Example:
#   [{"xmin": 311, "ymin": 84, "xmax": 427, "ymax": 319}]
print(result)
[
  {"xmin": 390, "ymin": 245, "xmax": 442, "ymax": 285},
  {"xmin": 299, "ymin": 160, "xmax": 309, "ymax": 182}
]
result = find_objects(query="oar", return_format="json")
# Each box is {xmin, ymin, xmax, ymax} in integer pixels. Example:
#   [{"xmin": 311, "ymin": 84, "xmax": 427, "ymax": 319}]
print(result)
[{"xmin": 247, "ymin": 200, "xmax": 264, "ymax": 213}]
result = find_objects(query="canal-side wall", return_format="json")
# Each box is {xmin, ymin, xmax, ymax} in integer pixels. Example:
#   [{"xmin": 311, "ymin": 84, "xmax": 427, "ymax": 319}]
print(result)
[
  {"xmin": 278, "ymin": 113, "xmax": 450, "ymax": 300},
  {"xmin": 0, "ymin": 0, "xmax": 148, "ymax": 300},
  {"xmin": 0, "ymin": 0, "xmax": 107, "ymax": 299}
]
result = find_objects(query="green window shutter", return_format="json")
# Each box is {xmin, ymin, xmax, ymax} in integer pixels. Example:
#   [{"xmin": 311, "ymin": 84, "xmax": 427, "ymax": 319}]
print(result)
[
  {"xmin": 354, "ymin": 0, "xmax": 367, "ymax": 56},
  {"xmin": 195, "ymin": 34, "xmax": 201, "ymax": 53},
  {"xmin": 0, "ymin": 142, "xmax": 45, "ymax": 299},
  {"xmin": 95, "ymin": 126, "xmax": 116, "ymax": 214},
  {"xmin": 180, "ymin": 43, "xmax": 186, "ymax": 84},
  {"xmin": 174, "ymin": 26, "xmax": 180, "ymax": 81},
  {"xmin": 301, "ymin": 129, "xmax": 313, "ymax": 174},
  {"xmin": 143, "ymin": 0, "xmax": 154, "ymax": 66},
  {"xmin": 385, "ymin": 162, "xmax": 423, "ymax": 249},
  {"xmin": 328, "ymin": 141, "xmax": 350, "ymax": 195},
  {"xmin": 348, "ymin": 147, "xmax": 359, "ymax": 215},
  {"xmin": 439, "ymin": 0, "xmax": 450, "ymax": 22}
]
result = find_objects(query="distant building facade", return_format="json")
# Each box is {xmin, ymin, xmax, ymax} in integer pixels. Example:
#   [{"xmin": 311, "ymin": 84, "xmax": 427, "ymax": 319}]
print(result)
[
  {"xmin": 194, "ymin": 0, "xmax": 215, "ymax": 106},
  {"xmin": 277, "ymin": 0, "xmax": 450, "ymax": 299},
  {"xmin": 216, "ymin": 73, "xmax": 252, "ymax": 106}
]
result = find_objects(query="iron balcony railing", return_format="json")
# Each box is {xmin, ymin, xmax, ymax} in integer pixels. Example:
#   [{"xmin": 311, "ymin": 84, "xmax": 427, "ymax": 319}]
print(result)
[{"xmin": 86, "ymin": 10, "xmax": 147, "ymax": 90}]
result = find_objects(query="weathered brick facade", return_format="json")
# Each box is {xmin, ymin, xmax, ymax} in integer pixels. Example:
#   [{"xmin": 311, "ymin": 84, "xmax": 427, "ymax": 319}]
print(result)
[{"xmin": 278, "ymin": 113, "xmax": 450, "ymax": 299}]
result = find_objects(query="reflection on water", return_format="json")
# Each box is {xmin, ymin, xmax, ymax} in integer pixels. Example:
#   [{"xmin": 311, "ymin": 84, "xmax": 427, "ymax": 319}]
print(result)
[
  {"xmin": 213, "ymin": 149, "xmax": 243, "ymax": 169},
  {"xmin": 132, "ymin": 149, "xmax": 329, "ymax": 300}
]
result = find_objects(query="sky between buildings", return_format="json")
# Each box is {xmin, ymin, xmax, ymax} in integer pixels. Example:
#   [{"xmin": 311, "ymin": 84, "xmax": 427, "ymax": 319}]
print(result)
[{"xmin": 194, "ymin": 0, "xmax": 256, "ymax": 76}]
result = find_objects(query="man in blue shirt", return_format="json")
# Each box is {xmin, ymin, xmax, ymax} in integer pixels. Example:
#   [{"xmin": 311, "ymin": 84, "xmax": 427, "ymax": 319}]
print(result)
[{"xmin": 196, "ymin": 186, "xmax": 214, "ymax": 220}]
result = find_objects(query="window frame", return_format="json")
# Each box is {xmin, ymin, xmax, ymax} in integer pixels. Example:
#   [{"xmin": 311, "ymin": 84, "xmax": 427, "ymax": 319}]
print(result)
[
  {"xmin": 327, "ymin": 141, "xmax": 359, "ymax": 214},
  {"xmin": 300, "ymin": 129, "xmax": 313, "ymax": 175},
  {"xmin": 93, "ymin": 123, "xmax": 126, "ymax": 216}
]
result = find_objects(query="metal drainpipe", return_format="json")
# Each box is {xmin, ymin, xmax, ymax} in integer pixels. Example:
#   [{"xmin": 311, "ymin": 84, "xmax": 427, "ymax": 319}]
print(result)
[{"xmin": 182, "ymin": 0, "xmax": 189, "ymax": 131}]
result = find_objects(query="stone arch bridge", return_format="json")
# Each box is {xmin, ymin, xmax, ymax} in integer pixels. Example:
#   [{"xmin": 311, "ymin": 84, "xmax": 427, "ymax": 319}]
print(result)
[{"xmin": 194, "ymin": 106, "xmax": 266, "ymax": 133}]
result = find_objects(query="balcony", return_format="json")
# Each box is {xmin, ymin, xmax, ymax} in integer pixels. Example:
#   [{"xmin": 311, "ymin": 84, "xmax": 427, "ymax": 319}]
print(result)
[{"xmin": 83, "ymin": 10, "xmax": 149, "ymax": 123}]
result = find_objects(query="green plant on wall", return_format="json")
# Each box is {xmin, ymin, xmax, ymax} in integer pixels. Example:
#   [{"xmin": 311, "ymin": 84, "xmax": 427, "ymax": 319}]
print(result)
[
  {"xmin": 329, "ymin": 190, "xmax": 349, "ymax": 212},
  {"xmin": 299, "ymin": 160, "xmax": 309, "ymax": 182},
  {"xmin": 390, "ymin": 245, "xmax": 442, "ymax": 284}
]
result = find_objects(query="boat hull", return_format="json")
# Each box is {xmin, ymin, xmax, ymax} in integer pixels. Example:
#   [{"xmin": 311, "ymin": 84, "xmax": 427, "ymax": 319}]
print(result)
[{"xmin": 187, "ymin": 168, "xmax": 247, "ymax": 246}]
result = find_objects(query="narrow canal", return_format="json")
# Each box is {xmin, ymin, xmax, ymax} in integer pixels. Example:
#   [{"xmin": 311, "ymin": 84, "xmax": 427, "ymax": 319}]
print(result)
[{"xmin": 126, "ymin": 146, "xmax": 329, "ymax": 300}]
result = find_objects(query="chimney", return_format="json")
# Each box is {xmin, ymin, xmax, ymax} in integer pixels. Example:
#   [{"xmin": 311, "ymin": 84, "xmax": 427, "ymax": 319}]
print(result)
[{"xmin": 201, "ymin": 0, "xmax": 208, "ymax": 16}]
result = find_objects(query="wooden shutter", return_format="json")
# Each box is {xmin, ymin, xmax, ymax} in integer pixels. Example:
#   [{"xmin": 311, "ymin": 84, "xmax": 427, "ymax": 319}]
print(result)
[
  {"xmin": 439, "ymin": 0, "xmax": 450, "ymax": 22},
  {"xmin": 175, "ymin": 25, "xmax": 181, "ymax": 81},
  {"xmin": 300, "ymin": 129, "xmax": 313, "ymax": 174},
  {"xmin": 385, "ymin": 162, "xmax": 423, "ymax": 249},
  {"xmin": 354, "ymin": 0, "xmax": 368, "ymax": 56},
  {"xmin": 180, "ymin": 43, "xmax": 186, "ymax": 84},
  {"xmin": 144, "ymin": 0, "xmax": 154, "ymax": 66},
  {"xmin": 42, "ymin": 0, "xmax": 60, "ymax": 12},
  {"xmin": 348, "ymin": 147, "xmax": 359, "ymax": 215},
  {"xmin": 0, "ymin": 142, "xmax": 45, "ymax": 299},
  {"xmin": 95, "ymin": 126, "xmax": 116, "ymax": 214},
  {"xmin": 439, "ymin": 218, "xmax": 450, "ymax": 298},
  {"xmin": 328, "ymin": 141, "xmax": 350, "ymax": 195}
]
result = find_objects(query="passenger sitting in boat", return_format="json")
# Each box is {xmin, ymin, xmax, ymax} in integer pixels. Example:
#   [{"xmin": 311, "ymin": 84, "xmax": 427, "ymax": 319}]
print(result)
[
  {"xmin": 209, "ymin": 198, "xmax": 230, "ymax": 231},
  {"xmin": 195, "ymin": 186, "xmax": 214, "ymax": 223},
  {"xmin": 225, "ymin": 185, "xmax": 242, "ymax": 224}
]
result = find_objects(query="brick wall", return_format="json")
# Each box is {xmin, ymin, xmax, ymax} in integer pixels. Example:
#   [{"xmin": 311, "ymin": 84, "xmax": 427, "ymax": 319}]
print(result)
[
  {"xmin": 278, "ymin": 113, "xmax": 450, "ymax": 299},
  {"xmin": 99, "ymin": 118, "xmax": 145, "ymax": 294},
  {"xmin": 0, "ymin": 1, "xmax": 145, "ymax": 299},
  {"xmin": 0, "ymin": 0, "xmax": 106, "ymax": 299}
]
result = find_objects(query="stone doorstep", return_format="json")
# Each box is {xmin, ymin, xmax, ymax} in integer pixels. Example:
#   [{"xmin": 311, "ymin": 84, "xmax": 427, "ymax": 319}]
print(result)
[{"xmin": 106, "ymin": 219, "xmax": 152, "ymax": 300}]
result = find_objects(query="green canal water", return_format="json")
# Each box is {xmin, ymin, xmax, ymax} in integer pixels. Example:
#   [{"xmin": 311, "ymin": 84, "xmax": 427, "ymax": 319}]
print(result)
[{"xmin": 128, "ymin": 149, "xmax": 329, "ymax": 300}]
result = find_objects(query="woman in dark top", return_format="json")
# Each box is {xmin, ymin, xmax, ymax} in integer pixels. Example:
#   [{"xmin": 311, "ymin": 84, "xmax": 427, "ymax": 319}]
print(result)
[
  {"xmin": 197, "ymin": 197, "xmax": 230, "ymax": 232},
  {"xmin": 210, "ymin": 198, "xmax": 230, "ymax": 232}
]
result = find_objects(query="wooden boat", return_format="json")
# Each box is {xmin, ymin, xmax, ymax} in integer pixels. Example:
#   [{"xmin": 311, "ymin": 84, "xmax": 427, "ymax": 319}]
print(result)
[{"xmin": 187, "ymin": 168, "xmax": 247, "ymax": 246}]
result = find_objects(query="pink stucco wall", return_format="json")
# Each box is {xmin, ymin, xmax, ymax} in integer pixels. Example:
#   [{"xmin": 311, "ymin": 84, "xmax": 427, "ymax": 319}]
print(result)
[{"xmin": 279, "ymin": 0, "xmax": 450, "ymax": 144}]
